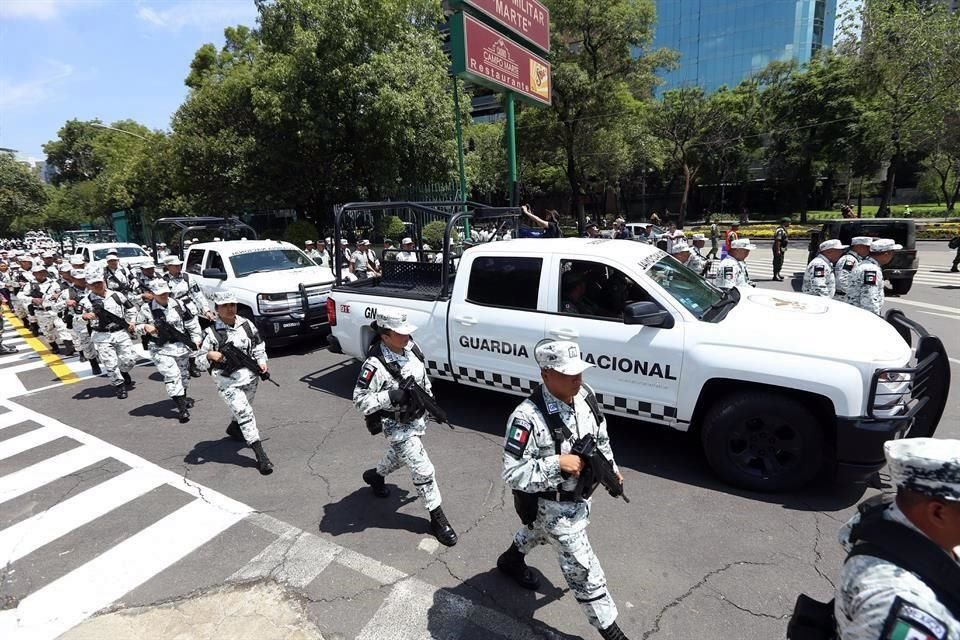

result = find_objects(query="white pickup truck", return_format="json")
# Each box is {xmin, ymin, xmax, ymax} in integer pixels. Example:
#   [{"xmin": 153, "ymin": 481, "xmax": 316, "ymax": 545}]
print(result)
[
  {"xmin": 184, "ymin": 240, "xmax": 336, "ymax": 341},
  {"xmin": 327, "ymin": 237, "xmax": 949, "ymax": 492}
]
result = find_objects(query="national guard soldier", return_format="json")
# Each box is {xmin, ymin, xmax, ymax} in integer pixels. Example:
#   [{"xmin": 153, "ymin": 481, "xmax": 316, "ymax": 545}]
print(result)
[
  {"xmin": 197, "ymin": 292, "xmax": 274, "ymax": 475},
  {"xmin": 350, "ymin": 239, "xmax": 381, "ymax": 280},
  {"xmin": 670, "ymin": 239, "xmax": 704, "ymax": 275},
  {"xmin": 164, "ymin": 256, "xmax": 214, "ymax": 377},
  {"xmin": 0, "ymin": 261, "xmax": 16, "ymax": 354},
  {"xmin": 314, "ymin": 239, "xmax": 330, "ymax": 268},
  {"xmin": 689, "ymin": 234, "xmax": 708, "ymax": 274},
  {"xmin": 772, "ymin": 217, "xmax": 791, "ymax": 281},
  {"xmin": 137, "ymin": 282, "xmax": 202, "ymax": 423},
  {"xmin": 20, "ymin": 265, "xmax": 68, "ymax": 354},
  {"xmin": 802, "ymin": 239, "xmax": 848, "ymax": 298},
  {"xmin": 304, "ymin": 240, "xmax": 321, "ymax": 260},
  {"xmin": 16, "ymin": 255, "xmax": 39, "ymax": 334},
  {"xmin": 714, "ymin": 238, "xmax": 756, "ymax": 290},
  {"xmin": 49, "ymin": 264, "xmax": 78, "ymax": 356},
  {"xmin": 132, "ymin": 260, "xmax": 163, "ymax": 305},
  {"xmin": 103, "ymin": 252, "xmax": 138, "ymax": 304},
  {"xmin": 835, "ymin": 237, "xmax": 873, "ymax": 301},
  {"xmin": 352, "ymin": 310, "xmax": 457, "ymax": 547},
  {"xmin": 708, "ymin": 221, "xmax": 720, "ymax": 259},
  {"xmin": 65, "ymin": 270, "xmax": 100, "ymax": 374},
  {"xmin": 498, "ymin": 340, "xmax": 628, "ymax": 640},
  {"xmin": 833, "ymin": 438, "xmax": 959, "ymax": 640},
  {"xmin": 846, "ymin": 238, "xmax": 900, "ymax": 315},
  {"xmin": 396, "ymin": 237, "xmax": 418, "ymax": 262},
  {"xmin": 80, "ymin": 272, "xmax": 138, "ymax": 398}
]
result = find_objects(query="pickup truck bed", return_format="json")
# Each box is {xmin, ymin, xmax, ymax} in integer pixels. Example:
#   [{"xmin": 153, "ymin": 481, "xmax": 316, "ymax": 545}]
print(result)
[{"xmin": 338, "ymin": 261, "xmax": 455, "ymax": 301}]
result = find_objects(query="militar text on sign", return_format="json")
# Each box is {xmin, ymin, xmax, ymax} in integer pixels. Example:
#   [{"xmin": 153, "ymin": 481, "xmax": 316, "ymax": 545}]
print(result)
[
  {"xmin": 450, "ymin": 0, "xmax": 550, "ymax": 53},
  {"xmin": 451, "ymin": 12, "xmax": 552, "ymax": 106}
]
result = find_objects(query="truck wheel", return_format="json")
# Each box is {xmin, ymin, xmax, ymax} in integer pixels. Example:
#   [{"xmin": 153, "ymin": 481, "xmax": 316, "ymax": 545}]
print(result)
[
  {"xmin": 890, "ymin": 279, "xmax": 912, "ymax": 296},
  {"xmin": 701, "ymin": 392, "xmax": 825, "ymax": 492}
]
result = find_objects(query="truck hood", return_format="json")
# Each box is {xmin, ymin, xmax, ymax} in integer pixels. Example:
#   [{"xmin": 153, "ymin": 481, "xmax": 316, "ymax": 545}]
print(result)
[
  {"xmin": 228, "ymin": 266, "xmax": 335, "ymax": 294},
  {"xmin": 710, "ymin": 288, "xmax": 911, "ymax": 365}
]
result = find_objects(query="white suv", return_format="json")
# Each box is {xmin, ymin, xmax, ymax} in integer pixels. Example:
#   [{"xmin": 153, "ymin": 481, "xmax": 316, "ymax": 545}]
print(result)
[
  {"xmin": 74, "ymin": 242, "xmax": 151, "ymax": 271},
  {"xmin": 184, "ymin": 240, "xmax": 336, "ymax": 340}
]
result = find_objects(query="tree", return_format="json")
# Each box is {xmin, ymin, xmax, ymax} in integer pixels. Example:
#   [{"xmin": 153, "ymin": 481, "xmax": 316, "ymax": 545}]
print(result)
[
  {"xmin": 0, "ymin": 155, "xmax": 49, "ymax": 234},
  {"xmin": 464, "ymin": 121, "xmax": 507, "ymax": 202},
  {"xmin": 919, "ymin": 110, "xmax": 960, "ymax": 212},
  {"xmin": 845, "ymin": 0, "xmax": 960, "ymax": 216},
  {"xmin": 518, "ymin": 0, "xmax": 674, "ymax": 231}
]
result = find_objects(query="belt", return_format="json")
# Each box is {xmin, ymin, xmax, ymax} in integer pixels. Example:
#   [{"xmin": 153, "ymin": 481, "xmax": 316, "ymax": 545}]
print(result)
[
  {"xmin": 535, "ymin": 490, "xmax": 578, "ymax": 503},
  {"xmin": 835, "ymin": 292, "xmax": 847, "ymax": 298}
]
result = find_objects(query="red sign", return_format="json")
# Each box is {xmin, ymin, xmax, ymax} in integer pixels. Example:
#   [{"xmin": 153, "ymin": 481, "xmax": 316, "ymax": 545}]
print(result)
[
  {"xmin": 452, "ymin": 13, "xmax": 552, "ymax": 106},
  {"xmin": 454, "ymin": 0, "xmax": 550, "ymax": 53}
]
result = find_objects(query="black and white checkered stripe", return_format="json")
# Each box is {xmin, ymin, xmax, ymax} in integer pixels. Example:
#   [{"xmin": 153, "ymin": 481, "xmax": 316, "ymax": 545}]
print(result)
[{"xmin": 426, "ymin": 363, "xmax": 680, "ymax": 424}]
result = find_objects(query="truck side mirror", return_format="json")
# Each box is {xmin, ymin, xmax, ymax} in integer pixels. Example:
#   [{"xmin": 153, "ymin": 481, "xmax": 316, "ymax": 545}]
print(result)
[
  {"xmin": 202, "ymin": 268, "xmax": 227, "ymax": 281},
  {"xmin": 623, "ymin": 301, "xmax": 674, "ymax": 328}
]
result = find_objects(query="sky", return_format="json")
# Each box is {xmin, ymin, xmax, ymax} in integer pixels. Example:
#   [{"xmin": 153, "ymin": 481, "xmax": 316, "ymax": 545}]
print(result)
[{"xmin": 0, "ymin": 0, "xmax": 260, "ymax": 164}]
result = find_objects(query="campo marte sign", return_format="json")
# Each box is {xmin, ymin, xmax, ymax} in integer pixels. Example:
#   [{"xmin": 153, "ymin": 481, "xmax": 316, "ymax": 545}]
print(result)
[
  {"xmin": 451, "ymin": 12, "xmax": 552, "ymax": 106},
  {"xmin": 450, "ymin": 0, "xmax": 550, "ymax": 53}
]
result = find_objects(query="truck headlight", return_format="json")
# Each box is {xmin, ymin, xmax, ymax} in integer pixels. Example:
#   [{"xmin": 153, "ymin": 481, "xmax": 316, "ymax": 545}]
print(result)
[
  {"xmin": 874, "ymin": 371, "xmax": 912, "ymax": 411},
  {"xmin": 257, "ymin": 292, "xmax": 300, "ymax": 314}
]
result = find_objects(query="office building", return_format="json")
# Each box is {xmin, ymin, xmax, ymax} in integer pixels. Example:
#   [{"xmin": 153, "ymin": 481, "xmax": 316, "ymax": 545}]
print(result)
[{"xmin": 654, "ymin": 0, "xmax": 838, "ymax": 92}]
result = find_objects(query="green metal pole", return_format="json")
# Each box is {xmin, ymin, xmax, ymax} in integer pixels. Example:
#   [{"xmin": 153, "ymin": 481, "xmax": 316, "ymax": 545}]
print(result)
[
  {"xmin": 505, "ymin": 92, "xmax": 518, "ymax": 206},
  {"xmin": 453, "ymin": 76, "xmax": 471, "ymax": 243}
]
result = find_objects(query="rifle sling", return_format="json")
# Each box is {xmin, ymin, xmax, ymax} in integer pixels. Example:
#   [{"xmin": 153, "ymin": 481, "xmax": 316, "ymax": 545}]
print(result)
[{"xmin": 527, "ymin": 383, "xmax": 602, "ymax": 455}]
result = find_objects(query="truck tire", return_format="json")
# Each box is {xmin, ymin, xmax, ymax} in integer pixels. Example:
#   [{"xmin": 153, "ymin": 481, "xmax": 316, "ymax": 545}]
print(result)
[
  {"xmin": 701, "ymin": 392, "xmax": 825, "ymax": 492},
  {"xmin": 890, "ymin": 279, "xmax": 912, "ymax": 296}
]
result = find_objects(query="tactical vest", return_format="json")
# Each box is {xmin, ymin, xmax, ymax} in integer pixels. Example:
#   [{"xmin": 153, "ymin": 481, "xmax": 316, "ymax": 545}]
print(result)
[{"xmin": 362, "ymin": 338, "xmax": 426, "ymax": 435}]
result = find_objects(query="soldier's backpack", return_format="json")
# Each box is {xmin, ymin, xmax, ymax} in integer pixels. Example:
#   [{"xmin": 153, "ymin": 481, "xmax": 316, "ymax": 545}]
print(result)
[{"xmin": 786, "ymin": 495, "xmax": 960, "ymax": 640}]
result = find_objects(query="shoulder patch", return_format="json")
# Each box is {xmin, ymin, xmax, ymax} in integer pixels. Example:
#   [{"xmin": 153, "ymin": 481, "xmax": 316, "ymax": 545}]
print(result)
[
  {"xmin": 724, "ymin": 266, "xmax": 734, "ymax": 280},
  {"xmin": 814, "ymin": 265, "xmax": 825, "ymax": 278},
  {"xmin": 356, "ymin": 362, "xmax": 377, "ymax": 390},
  {"xmin": 843, "ymin": 260, "xmax": 855, "ymax": 272},
  {"xmin": 881, "ymin": 597, "xmax": 948, "ymax": 640},
  {"xmin": 504, "ymin": 415, "xmax": 533, "ymax": 459},
  {"xmin": 864, "ymin": 271, "xmax": 878, "ymax": 286}
]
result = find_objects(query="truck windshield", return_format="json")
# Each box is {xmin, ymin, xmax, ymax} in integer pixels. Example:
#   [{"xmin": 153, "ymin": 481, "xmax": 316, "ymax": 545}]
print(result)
[
  {"xmin": 229, "ymin": 249, "xmax": 315, "ymax": 277},
  {"xmin": 645, "ymin": 257, "xmax": 724, "ymax": 319},
  {"xmin": 92, "ymin": 247, "xmax": 148, "ymax": 261}
]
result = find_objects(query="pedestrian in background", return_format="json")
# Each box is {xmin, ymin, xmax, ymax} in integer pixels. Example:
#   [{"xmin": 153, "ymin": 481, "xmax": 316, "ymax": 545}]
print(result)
[
  {"xmin": 708, "ymin": 221, "xmax": 720, "ymax": 259},
  {"xmin": 522, "ymin": 205, "xmax": 562, "ymax": 238},
  {"xmin": 772, "ymin": 217, "xmax": 790, "ymax": 281},
  {"xmin": 724, "ymin": 222, "xmax": 740, "ymax": 256}
]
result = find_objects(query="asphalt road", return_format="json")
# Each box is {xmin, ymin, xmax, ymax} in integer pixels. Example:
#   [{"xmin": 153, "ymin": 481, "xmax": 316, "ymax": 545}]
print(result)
[{"xmin": 1, "ymin": 241, "xmax": 957, "ymax": 640}]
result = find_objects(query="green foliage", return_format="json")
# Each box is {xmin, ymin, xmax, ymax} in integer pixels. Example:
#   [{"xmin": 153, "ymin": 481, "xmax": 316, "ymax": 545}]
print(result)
[
  {"xmin": 422, "ymin": 220, "xmax": 446, "ymax": 247},
  {"xmin": 464, "ymin": 122, "xmax": 506, "ymax": 202},
  {"xmin": 283, "ymin": 219, "xmax": 320, "ymax": 248},
  {"xmin": 375, "ymin": 216, "xmax": 407, "ymax": 242},
  {"xmin": 0, "ymin": 155, "xmax": 50, "ymax": 234}
]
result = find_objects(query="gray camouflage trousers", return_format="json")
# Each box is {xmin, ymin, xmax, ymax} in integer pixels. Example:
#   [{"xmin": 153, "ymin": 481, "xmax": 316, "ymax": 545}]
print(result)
[
  {"xmin": 92, "ymin": 330, "xmax": 137, "ymax": 386},
  {"xmin": 214, "ymin": 372, "xmax": 260, "ymax": 445},
  {"xmin": 36, "ymin": 310, "xmax": 60, "ymax": 346},
  {"xmin": 514, "ymin": 499, "xmax": 618, "ymax": 630},
  {"xmin": 53, "ymin": 314, "xmax": 74, "ymax": 347},
  {"xmin": 376, "ymin": 435, "xmax": 441, "ymax": 512},
  {"xmin": 152, "ymin": 351, "xmax": 190, "ymax": 399}
]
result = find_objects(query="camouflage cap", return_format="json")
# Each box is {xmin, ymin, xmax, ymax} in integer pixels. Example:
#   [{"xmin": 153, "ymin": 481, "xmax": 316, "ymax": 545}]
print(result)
[
  {"xmin": 535, "ymin": 340, "xmax": 592, "ymax": 376},
  {"xmin": 850, "ymin": 236, "xmax": 873, "ymax": 247},
  {"xmin": 885, "ymin": 438, "xmax": 960, "ymax": 501}
]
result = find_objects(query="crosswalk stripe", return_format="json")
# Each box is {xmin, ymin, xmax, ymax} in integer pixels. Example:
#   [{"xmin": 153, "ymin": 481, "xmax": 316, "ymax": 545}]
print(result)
[
  {"xmin": 229, "ymin": 529, "xmax": 341, "ymax": 589},
  {"xmin": 0, "ymin": 444, "xmax": 107, "ymax": 506},
  {"xmin": 0, "ymin": 498, "xmax": 245, "ymax": 640},
  {"xmin": 0, "ymin": 350, "xmax": 42, "ymax": 367},
  {"xmin": 0, "ymin": 411, "xmax": 27, "ymax": 430},
  {"xmin": 0, "ymin": 466, "xmax": 165, "ymax": 564},
  {"xmin": 0, "ymin": 425, "xmax": 61, "ymax": 461}
]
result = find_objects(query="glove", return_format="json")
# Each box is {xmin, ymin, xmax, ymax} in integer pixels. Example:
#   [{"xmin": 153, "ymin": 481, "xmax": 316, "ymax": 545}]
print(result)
[{"xmin": 388, "ymin": 388, "xmax": 409, "ymax": 406}]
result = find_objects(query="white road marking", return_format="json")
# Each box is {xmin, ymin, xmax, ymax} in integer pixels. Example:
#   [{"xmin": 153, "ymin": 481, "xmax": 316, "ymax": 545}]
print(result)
[
  {"xmin": 0, "ymin": 466, "xmax": 165, "ymax": 564},
  {"xmin": 885, "ymin": 298, "xmax": 960, "ymax": 315},
  {"xmin": 229, "ymin": 529, "xmax": 340, "ymax": 589},
  {"xmin": 915, "ymin": 311, "xmax": 960, "ymax": 320},
  {"xmin": 0, "ymin": 425, "xmax": 61, "ymax": 461},
  {"xmin": 0, "ymin": 445, "xmax": 107, "ymax": 506},
  {"xmin": 0, "ymin": 410, "xmax": 27, "ymax": 430},
  {"xmin": 949, "ymin": 358, "xmax": 960, "ymax": 366},
  {"xmin": 0, "ymin": 498, "xmax": 245, "ymax": 640}
]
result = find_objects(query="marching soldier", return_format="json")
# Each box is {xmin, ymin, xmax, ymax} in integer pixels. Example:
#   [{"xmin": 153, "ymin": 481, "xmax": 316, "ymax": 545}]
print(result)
[
  {"xmin": 16, "ymin": 255, "xmax": 39, "ymax": 334},
  {"xmin": 79, "ymin": 272, "xmax": 138, "ymax": 398},
  {"xmin": 772, "ymin": 217, "xmax": 790, "ymax": 281},
  {"xmin": 164, "ymin": 256, "xmax": 214, "ymax": 378},
  {"xmin": 498, "ymin": 340, "xmax": 628, "ymax": 640},
  {"xmin": 48, "ymin": 265, "xmax": 78, "ymax": 356},
  {"xmin": 846, "ymin": 238, "xmax": 900, "ymax": 315},
  {"xmin": 136, "ymin": 282, "xmax": 202, "ymax": 423},
  {"xmin": 19, "ymin": 265, "xmax": 69, "ymax": 354},
  {"xmin": 352, "ymin": 310, "xmax": 457, "ymax": 547},
  {"xmin": 834, "ymin": 438, "xmax": 959, "ymax": 640},
  {"xmin": 197, "ymin": 293, "xmax": 274, "ymax": 475},
  {"xmin": 714, "ymin": 238, "xmax": 756, "ymax": 289},
  {"xmin": 103, "ymin": 253, "xmax": 138, "ymax": 304},
  {"xmin": 65, "ymin": 270, "xmax": 100, "ymax": 374},
  {"xmin": 802, "ymin": 239, "xmax": 848, "ymax": 298},
  {"xmin": 834, "ymin": 237, "xmax": 873, "ymax": 301}
]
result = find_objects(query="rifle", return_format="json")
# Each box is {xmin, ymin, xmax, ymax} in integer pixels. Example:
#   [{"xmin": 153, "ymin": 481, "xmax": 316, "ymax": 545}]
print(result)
[
  {"xmin": 27, "ymin": 282, "xmax": 42, "ymax": 316},
  {"xmin": 92, "ymin": 302, "xmax": 129, "ymax": 332},
  {"xmin": 149, "ymin": 315, "xmax": 196, "ymax": 351},
  {"xmin": 398, "ymin": 375, "xmax": 451, "ymax": 427},
  {"xmin": 570, "ymin": 434, "xmax": 629, "ymax": 503},
  {"xmin": 217, "ymin": 341, "xmax": 279, "ymax": 387},
  {"xmin": 105, "ymin": 271, "xmax": 130, "ymax": 293}
]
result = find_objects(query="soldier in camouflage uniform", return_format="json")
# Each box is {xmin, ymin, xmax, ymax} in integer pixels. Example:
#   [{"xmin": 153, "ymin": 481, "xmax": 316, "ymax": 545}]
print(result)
[
  {"xmin": 689, "ymin": 234, "xmax": 708, "ymax": 275},
  {"xmin": 714, "ymin": 238, "xmax": 756, "ymax": 290},
  {"xmin": 846, "ymin": 238, "xmax": 900, "ymax": 315},
  {"xmin": 136, "ymin": 282, "xmax": 202, "ymax": 423},
  {"xmin": 103, "ymin": 253, "xmax": 139, "ymax": 305},
  {"xmin": 670, "ymin": 240, "xmax": 704, "ymax": 275},
  {"xmin": 802, "ymin": 239, "xmax": 848, "ymax": 298},
  {"xmin": 64, "ymin": 270, "xmax": 100, "ymax": 374},
  {"xmin": 197, "ymin": 292, "xmax": 274, "ymax": 475},
  {"xmin": 834, "ymin": 237, "xmax": 873, "ymax": 301},
  {"xmin": 498, "ymin": 340, "xmax": 629, "ymax": 640},
  {"xmin": 20, "ymin": 266, "xmax": 66, "ymax": 353},
  {"xmin": 80, "ymin": 272, "xmax": 138, "ymax": 398},
  {"xmin": 352, "ymin": 310, "xmax": 457, "ymax": 547},
  {"xmin": 164, "ymin": 256, "xmax": 214, "ymax": 378},
  {"xmin": 835, "ymin": 438, "xmax": 959, "ymax": 640}
]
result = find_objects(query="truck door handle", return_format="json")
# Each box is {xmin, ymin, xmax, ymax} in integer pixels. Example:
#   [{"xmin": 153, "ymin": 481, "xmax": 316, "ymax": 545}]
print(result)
[
  {"xmin": 549, "ymin": 328, "xmax": 579, "ymax": 339},
  {"xmin": 454, "ymin": 315, "xmax": 477, "ymax": 326}
]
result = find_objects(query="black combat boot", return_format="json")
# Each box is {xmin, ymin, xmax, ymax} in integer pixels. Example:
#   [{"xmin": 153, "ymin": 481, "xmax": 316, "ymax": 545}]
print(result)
[
  {"xmin": 497, "ymin": 542, "xmax": 540, "ymax": 590},
  {"xmin": 362, "ymin": 468, "xmax": 390, "ymax": 498},
  {"xmin": 116, "ymin": 384, "xmax": 128, "ymax": 400},
  {"xmin": 174, "ymin": 395, "xmax": 190, "ymax": 423},
  {"xmin": 189, "ymin": 358, "xmax": 201, "ymax": 378},
  {"xmin": 89, "ymin": 358, "xmax": 102, "ymax": 375},
  {"xmin": 429, "ymin": 507, "xmax": 458, "ymax": 547},
  {"xmin": 250, "ymin": 440, "xmax": 274, "ymax": 475},
  {"xmin": 1, "ymin": 344, "xmax": 17, "ymax": 354},
  {"xmin": 121, "ymin": 371, "xmax": 135, "ymax": 388},
  {"xmin": 185, "ymin": 396, "xmax": 195, "ymax": 408},
  {"xmin": 225, "ymin": 420, "xmax": 244, "ymax": 442},
  {"xmin": 599, "ymin": 622, "xmax": 629, "ymax": 640},
  {"xmin": 61, "ymin": 340, "xmax": 76, "ymax": 357},
  {"xmin": 29, "ymin": 322, "xmax": 40, "ymax": 336},
  {"xmin": 49, "ymin": 342, "xmax": 60, "ymax": 354}
]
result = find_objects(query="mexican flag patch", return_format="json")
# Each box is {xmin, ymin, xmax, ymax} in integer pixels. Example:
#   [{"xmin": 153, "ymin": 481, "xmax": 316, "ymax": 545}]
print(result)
[
  {"xmin": 504, "ymin": 417, "xmax": 532, "ymax": 459},
  {"xmin": 865, "ymin": 272, "xmax": 878, "ymax": 286},
  {"xmin": 882, "ymin": 598, "xmax": 947, "ymax": 640},
  {"xmin": 357, "ymin": 363, "xmax": 376, "ymax": 389}
]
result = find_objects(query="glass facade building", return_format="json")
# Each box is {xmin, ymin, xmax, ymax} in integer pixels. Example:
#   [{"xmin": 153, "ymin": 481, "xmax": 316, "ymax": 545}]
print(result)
[{"xmin": 654, "ymin": 0, "xmax": 837, "ymax": 93}]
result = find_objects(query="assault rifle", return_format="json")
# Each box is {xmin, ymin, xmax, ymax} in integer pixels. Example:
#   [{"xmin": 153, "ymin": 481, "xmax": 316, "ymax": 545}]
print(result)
[
  {"xmin": 571, "ymin": 434, "xmax": 629, "ymax": 503},
  {"xmin": 398, "ymin": 375, "xmax": 450, "ymax": 427},
  {"xmin": 148, "ymin": 316, "xmax": 196, "ymax": 351},
  {"xmin": 27, "ymin": 282, "xmax": 41, "ymax": 315},
  {"xmin": 105, "ymin": 271, "xmax": 130, "ymax": 293},
  {"xmin": 217, "ymin": 341, "xmax": 279, "ymax": 387},
  {"xmin": 92, "ymin": 302, "xmax": 129, "ymax": 332}
]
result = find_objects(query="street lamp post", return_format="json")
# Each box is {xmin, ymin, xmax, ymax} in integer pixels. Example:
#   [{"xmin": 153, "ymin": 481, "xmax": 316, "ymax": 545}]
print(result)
[{"xmin": 90, "ymin": 122, "xmax": 150, "ymax": 142}]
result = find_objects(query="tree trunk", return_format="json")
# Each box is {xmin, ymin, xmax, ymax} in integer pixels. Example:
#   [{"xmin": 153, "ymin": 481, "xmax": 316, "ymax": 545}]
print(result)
[
  {"xmin": 948, "ymin": 175, "xmax": 959, "ymax": 212},
  {"xmin": 680, "ymin": 163, "xmax": 692, "ymax": 229},
  {"xmin": 877, "ymin": 157, "xmax": 897, "ymax": 218}
]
